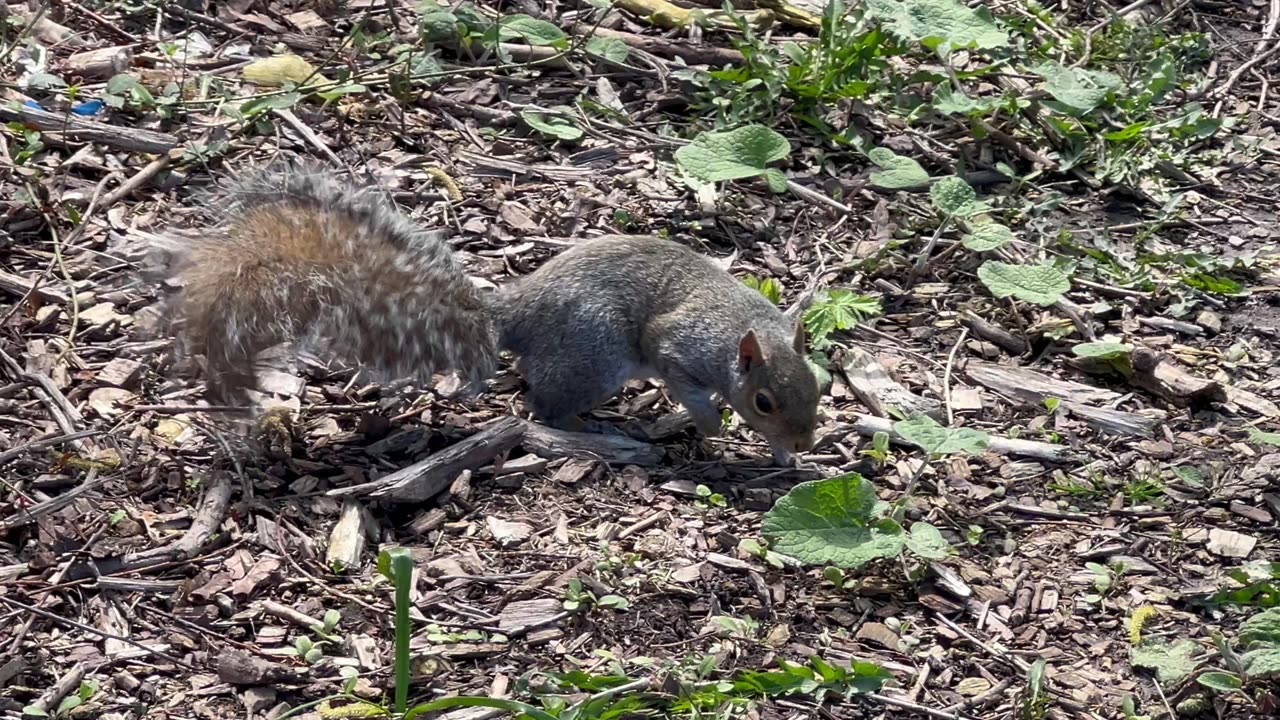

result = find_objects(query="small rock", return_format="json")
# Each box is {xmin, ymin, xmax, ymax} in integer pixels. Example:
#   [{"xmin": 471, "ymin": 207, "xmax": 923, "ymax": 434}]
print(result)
[
  {"xmin": 551, "ymin": 458, "xmax": 601, "ymax": 485},
  {"xmin": 79, "ymin": 301, "xmax": 129, "ymax": 327},
  {"xmin": 706, "ymin": 552, "xmax": 753, "ymax": 572},
  {"xmin": 1196, "ymin": 310, "xmax": 1223, "ymax": 334},
  {"xmin": 671, "ymin": 562, "xmax": 704, "ymax": 584},
  {"xmin": 1206, "ymin": 528, "xmax": 1257, "ymax": 558},
  {"xmin": 486, "ymin": 517, "xmax": 533, "ymax": 548},
  {"xmin": 242, "ymin": 687, "xmax": 276, "ymax": 715},
  {"xmin": 494, "ymin": 454, "xmax": 547, "ymax": 476},
  {"xmin": 855, "ymin": 622, "xmax": 902, "ymax": 651},
  {"xmin": 87, "ymin": 387, "xmax": 135, "ymax": 418},
  {"xmin": 660, "ymin": 479, "xmax": 699, "ymax": 497},
  {"xmin": 96, "ymin": 358, "xmax": 144, "ymax": 388},
  {"xmin": 741, "ymin": 488, "xmax": 774, "ymax": 511},
  {"xmin": 1136, "ymin": 440, "xmax": 1175, "ymax": 460}
]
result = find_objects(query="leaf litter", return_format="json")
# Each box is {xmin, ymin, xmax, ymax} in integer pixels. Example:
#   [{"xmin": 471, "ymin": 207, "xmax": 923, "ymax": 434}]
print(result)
[{"xmin": 0, "ymin": 1, "xmax": 1278, "ymax": 719}]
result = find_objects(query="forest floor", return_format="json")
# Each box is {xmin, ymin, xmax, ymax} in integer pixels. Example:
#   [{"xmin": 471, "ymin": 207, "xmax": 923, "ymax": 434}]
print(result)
[{"xmin": 1, "ymin": 1, "xmax": 1279, "ymax": 720}]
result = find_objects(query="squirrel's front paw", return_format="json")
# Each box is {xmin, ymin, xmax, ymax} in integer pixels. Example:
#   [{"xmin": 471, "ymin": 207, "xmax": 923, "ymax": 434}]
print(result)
[{"xmin": 769, "ymin": 445, "xmax": 798, "ymax": 467}]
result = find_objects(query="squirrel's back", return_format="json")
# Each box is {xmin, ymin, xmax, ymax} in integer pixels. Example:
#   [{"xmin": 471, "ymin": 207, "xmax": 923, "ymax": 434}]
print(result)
[{"xmin": 155, "ymin": 166, "xmax": 496, "ymax": 405}]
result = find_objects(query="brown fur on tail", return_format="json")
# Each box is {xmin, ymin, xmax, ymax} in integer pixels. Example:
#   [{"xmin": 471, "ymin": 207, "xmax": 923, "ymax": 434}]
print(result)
[{"xmin": 156, "ymin": 165, "xmax": 497, "ymax": 406}]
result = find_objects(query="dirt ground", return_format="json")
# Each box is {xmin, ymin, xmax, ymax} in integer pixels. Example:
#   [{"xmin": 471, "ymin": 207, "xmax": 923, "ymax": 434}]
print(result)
[{"xmin": 2, "ymin": 2, "xmax": 1279, "ymax": 720}]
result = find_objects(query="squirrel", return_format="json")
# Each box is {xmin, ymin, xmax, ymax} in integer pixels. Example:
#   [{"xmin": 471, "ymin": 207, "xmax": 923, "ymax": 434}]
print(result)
[{"xmin": 153, "ymin": 165, "xmax": 820, "ymax": 461}]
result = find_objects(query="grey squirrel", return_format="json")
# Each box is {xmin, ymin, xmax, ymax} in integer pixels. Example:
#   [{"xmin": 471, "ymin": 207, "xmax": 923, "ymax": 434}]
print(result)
[{"xmin": 155, "ymin": 166, "xmax": 820, "ymax": 461}]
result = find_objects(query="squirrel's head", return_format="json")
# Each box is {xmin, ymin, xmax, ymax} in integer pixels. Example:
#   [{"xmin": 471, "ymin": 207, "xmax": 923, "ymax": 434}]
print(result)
[{"xmin": 728, "ymin": 325, "xmax": 820, "ymax": 458}]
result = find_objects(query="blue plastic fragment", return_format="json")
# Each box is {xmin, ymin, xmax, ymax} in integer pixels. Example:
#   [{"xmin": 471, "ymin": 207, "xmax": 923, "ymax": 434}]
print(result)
[
  {"xmin": 72, "ymin": 100, "xmax": 105, "ymax": 116},
  {"xmin": 23, "ymin": 100, "xmax": 44, "ymax": 111}
]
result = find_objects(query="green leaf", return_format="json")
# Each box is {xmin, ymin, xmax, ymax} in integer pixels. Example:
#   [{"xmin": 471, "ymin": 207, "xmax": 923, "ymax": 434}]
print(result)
[
  {"xmin": 1247, "ymin": 427, "xmax": 1280, "ymax": 448},
  {"xmin": 106, "ymin": 74, "xmax": 142, "ymax": 94},
  {"xmin": 864, "ymin": 0, "xmax": 1009, "ymax": 52},
  {"xmin": 597, "ymin": 594, "xmax": 630, "ymax": 610},
  {"xmin": 743, "ymin": 276, "xmax": 784, "ymax": 305},
  {"xmin": 763, "ymin": 168, "xmax": 789, "ymax": 193},
  {"xmin": 1035, "ymin": 62, "xmax": 1123, "ymax": 114},
  {"xmin": 585, "ymin": 36, "xmax": 629, "ymax": 63},
  {"xmin": 905, "ymin": 522, "xmax": 951, "ymax": 560},
  {"xmin": 1196, "ymin": 671, "xmax": 1243, "ymax": 692},
  {"xmin": 495, "ymin": 15, "xmax": 568, "ymax": 48},
  {"xmin": 977, "ymin": 261, "xmax": 1071, "ymax": 306},
  {"xmin": 761, "ymin": 474, "xmax": 907, "ymax": 569},
  {"xmin": 1242, "ymin": 648, "xmax": 1280, "ymax": 679},
  {"xmin": 893, "ymin": 415, "xmax": 990, "ymax": 456},
  {"xmin": 22, "ymin": 706, "xmax": 49, "ymax": 718},
  {"xmin": 933, "ymin": 84, "xmax": 1000, "ymax": 115},
  {"xmin": 418, "ymin": 8, "xmax": 462, "ymax": 42},
  {"xmin": 1132, "ymin": 640, "xmax": 1199, "ymax": 684},
  {"xmin": 1239, "ymin": 607, "xmax": 1280, "ymax": 647},
  {"xmin": 1073, "ymin": 342, "xmax": 1131, "ymax": 360},
  {"xmin": 405, "ymin": 697, "xmax": 559, "ymax": 720},
  {"xmin": 675, "ymin": 125, "xmax": 791, "ymax": 184},
  {"xmin": 867, "ymin": 147, "xmax": 930, "ymax": 190},
  {"xmin": 520, "ymin": 107, "xmax": 583, "ymax": 140},
  {"xmin": 803, "ymin": 290, "xmax": 881, "ymax": 347},
  {"xmin": 1182, "ymin": 272, "xmax": 1244, "ymax": 296},
  {"xmin": 929, "ymin": 176, "xmax": 978, "ymax": 216},
  {"xmin": 55, "ymin": 697, "xmax": 82, "ymax": 716},
  {"xmin": 240, "ymin": 91, "xmax": 301, "ymax": 116},
  {"xmin": 962, "ymin": 221, "xmax": 1013, "ymax": 251}
]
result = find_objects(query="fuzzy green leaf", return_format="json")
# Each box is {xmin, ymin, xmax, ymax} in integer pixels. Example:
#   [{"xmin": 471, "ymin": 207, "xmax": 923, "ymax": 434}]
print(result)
[
  {"xmin": 933, "ymin": 84, "xmax": 1001, "ymax": 115},
  {"xmin": 1196, "ymin": 672, "xmax": 1243, "ymax": 692},
  {"xmin": 1073, "ymin": 342, "xmax": 1132, "ymax": 360},
  {"xmin": 864, "ymin": 0, "xmax": 1008, "ymax": 52},
  {"xmin": 906, "ymin": 522, "xmax": 951, "ymax": 560},
  {"xmin": 1035, "ymin": 62, "xmax": 1123, "ymax": 114},
  {"xmin": 675, "ymin": 125, "xmax": 791, "ymax": 184},
  {"xmin": 761, "ymin": 474, "xmax": 907, "ymax": 569},
  {"xmin": 1246, "ymin": 427, "xmax": 1280, "ymax": 448},
  {"xmin": 894, "ymin": 415, "xmax": 990, "ymax": 456},
  {"xmin": 585, "ymin": 36, "xmax": 629, "ymax": 63},
  {"xmin": 867, "ymin": 147, "xmax": 930, "ymax": 190},
  {"xmin": 977, "ymin": 261, "xmax": 1071, "ymax": 306},
  {"xmin": 1242, "ymin": 648, "xmax": 1280, "ymax": 679},
  {"xmin": 929, "ymin": 176, "xmax": 979, "ymax": 216},
  {"xmin": 521, "ymin": 107, "xmax": 583, "ymax": 140},
  {"xmin": 962, "ymin": 221, "xmax": 1013, "ymax": 251},
  {"xmin": 1132, "ymin": 640, "xmax": 1199, "ymax": 684},
  {"xmin": 763, "ymin": 168, "xmax": 789, "ymax": 193},
  {"xmin": 495, "ymin": 15, "xmax": 568, "ymax": 47},
  {"xmin": 1239, "ymin": 607, "xmax": 1280, "ymax": 647}
]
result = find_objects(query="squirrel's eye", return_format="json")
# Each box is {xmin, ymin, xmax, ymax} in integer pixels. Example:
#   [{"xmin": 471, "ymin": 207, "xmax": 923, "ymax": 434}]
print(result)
[{"xmin": 754, "ymin": 392, "xmax": 775, "ymax": 415}]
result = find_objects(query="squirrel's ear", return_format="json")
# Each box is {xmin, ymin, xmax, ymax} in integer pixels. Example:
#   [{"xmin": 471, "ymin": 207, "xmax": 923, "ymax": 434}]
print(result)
[
  {"xmin": 737, "ymin": 329, "xmax": 763, "ymax": 373},
  {"xmin": 792, "ymin": 321, "xmax": 806, "ymax": 354}
]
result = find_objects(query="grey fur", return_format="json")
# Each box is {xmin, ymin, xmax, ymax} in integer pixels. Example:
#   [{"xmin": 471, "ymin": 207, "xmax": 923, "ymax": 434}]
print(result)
[
  {"xmin": 495, "ymin": 235, "xmax": 820, "ymax": 457},
  {"xmin": 159, "ymin": 169, "xmax": 819, "ymax": 459},
  {"xmin": 156, "ymin": 163, "xmax": 496, "ymax": 405}
]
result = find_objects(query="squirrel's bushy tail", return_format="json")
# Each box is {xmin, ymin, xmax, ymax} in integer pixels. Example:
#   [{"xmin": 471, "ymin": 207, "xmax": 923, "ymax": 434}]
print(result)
[{"xmin": 155, "ymin": 164, "xmax": 496, "ymax": 405}]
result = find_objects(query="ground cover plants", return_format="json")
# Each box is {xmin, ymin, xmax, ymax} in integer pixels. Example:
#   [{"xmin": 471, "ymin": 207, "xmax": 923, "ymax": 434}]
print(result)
[{"xmin": 1, "ymin": 1, "xmax": 1279, "ymax": 719}]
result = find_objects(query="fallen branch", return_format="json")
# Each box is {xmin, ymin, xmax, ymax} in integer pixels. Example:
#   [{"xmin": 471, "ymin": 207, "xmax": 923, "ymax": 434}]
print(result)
[
  {"xmin": 572, "ymin": 24, "xmax": 745, "ymax": 66},
  {"xmin": 328, "ymin": 415, "xmax": 526, "ymax": 502},
  {"xmin": 522, "ymin": 421, "xmax": 665, "ymax": 465},
  {"xmin": 0, "ymin": 105, "xmax": 179, "ymax": 154}
]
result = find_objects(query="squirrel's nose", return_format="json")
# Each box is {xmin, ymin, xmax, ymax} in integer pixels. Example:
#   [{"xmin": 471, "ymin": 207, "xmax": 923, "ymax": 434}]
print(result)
[{"xmin": 792, "ymin": 434, "xmax": 816, "ymax": 453}]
